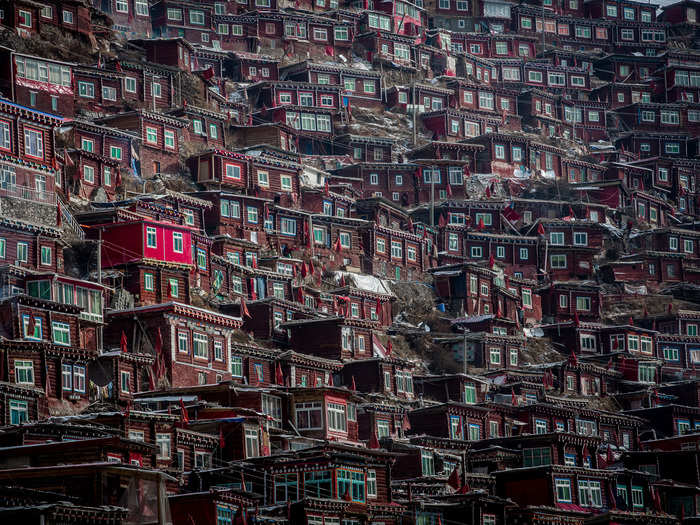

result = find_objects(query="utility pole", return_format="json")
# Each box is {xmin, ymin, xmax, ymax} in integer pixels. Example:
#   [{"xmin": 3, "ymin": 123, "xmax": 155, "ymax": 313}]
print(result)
[
  {"xmin": 430, "ymin": 165, "xmax": 436, "ymax": 227},
  {"xmin": 462, "ymin": 328, "xmax": 469, "ymax": 375},
  {"xmin": 412, "ymin": 76, "xmax": 417, "ymax": 146}
]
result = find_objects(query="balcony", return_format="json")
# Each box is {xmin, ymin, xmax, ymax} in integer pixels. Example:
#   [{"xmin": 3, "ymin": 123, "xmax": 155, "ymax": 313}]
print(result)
[{"xmin": 0, "ymin": 183, "xmax": 56, "ymax": 205}]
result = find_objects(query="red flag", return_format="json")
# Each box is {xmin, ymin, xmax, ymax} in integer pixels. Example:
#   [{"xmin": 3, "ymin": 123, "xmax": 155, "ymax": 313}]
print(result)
[
  {"xmin": 438, "ymin": 214, "xmax": 446, "ymax": 228},
  {"xmin": 351, "ymin": 376, "xmax": 356, "ymax": 391},
  {"xmin": 334, "ymin": 237, "xmax": 342, "ymax": 252},
  {"xmin": 446, "ymin": 184, "xmax": 453, "ymax": 197},
  {"xmin": 115, "ymin": 62, "xmax": 122, "ymax": 72},
  {"xmin": 668, "ymin": 303, "xmax": 673, "ymax": 313},
  {"xmin": 608, "ymin": 481, "xmax": 617, "ymax": 510},
  {"xmin": 324, "ymin": 179, "xmax": 330, "ymax": 195},
  {"xmin": 155, "ymin": 327, "xmax": 162, "ymax": 355},
  {"xmin": 297, "ymin": 287, "xmax": 304, "ymax": 303},
  {"xmin": 276, "ymin": 363, "xmax": 284, "ymax": 385},
  {"xmin": 629, "ymin": 316, "xmax": 634, "ymax": 326},
  {"xmin": 458, "ymin": 482, "xmax": 470, "ymax": 494},
  {"xmin": 240, "ymin": 297, "xmax": 252, "ymax": 319},
  {"xmin": 120, "ymin": 331, "xmax": 128, "ymax": 353},
  {"xmin": 309, "ymin": 260, "xmax": 315, "ymax": 276},
  {"xmin": 343, "ymin": 487, "xmax": 352, "ymax": 501},
  {"xmin": 489, "ymin": 254, "xmax": 495, "ymax": 268},
  {"xmin": 240, "ymin": 471, "xmax": 246, "ymax": 491},
  {"xmin": 569, "ymin": 351, "xmax": 578, "ymax": 367},
  {"xmin": 537, "ymin": 222, "xmax": 545, "ymax": 235},
  {"xmin": 124, "ymin": 400, "xmax": 131, "ymax": 419},
  {"xmin": 301, "ymin": 261, "xmax": 307, "ymax": 278},
  {"xmin": 340, "ymin": 274, "xmax": 346, "ymax": 287},
  {"xmin": 202, "ymin": 66, "xmax": 215, "ymax": 80},
  {"xmin": 477, "ymin": 218, "xmax": 485, "ymax": 231},
  {"xmin": 219, "ymin": 426, "xmax": 226, "ymax": 449},
  {"xmin": 607, "ymin": 357, "xmax": 613, "ymax": 369},
  {"xmin": 179, "ymin": 398, "xmax": 189, "ymax": 424},
  {"xmin": 56, "ymin": 202, "xmax": 62, "ymax": 228},
  {"xmin": 511, "ymin": 388, "xmax": 517, "ymax": 406},
  {"xmin": 325, "ymin": 45, "xmax": 335, "ymax": 57},
  {"xmin": 574, "ymin": 312, "xmax": 580, "ymax": 326},
  {"xmin": 368, "ymin": 428, "xmax": 380, "ymax": 449},
  {"xmin": 250, "ymin": 278, "xmax": 257, "ymax": 300},
  {"xmin": 447, "ymin": 466, "xmax": 461, "ymax": 490},
  {"xmin": 485, "ymin": 186, "xmax": 491, "ymax": 199},
  {"xmin": 387, "ymin": 339, "xmax": 393, "ymax": 356}
]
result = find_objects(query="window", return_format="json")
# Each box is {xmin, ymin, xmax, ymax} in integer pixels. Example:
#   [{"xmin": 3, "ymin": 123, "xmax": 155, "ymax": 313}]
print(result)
[
  {"xmin": 489, "ymin": 348, "xmax": 501, "ymax": 365},
  {"xmin": 14, "ymin": 360, "xmax": 34, "ymax": 385},
  {"xmin": 549, "ymin": 232, "xmax": 564, "ymax": 245},
  {"xmin": 51, "ymin": 321, "xmax": 70, "ymax": 346},
  {"xmin": 334, "ymin": 26, "xmax": 349, "ymax": 40},
  {"xmin": 24, "ymin": 128, "xmax": 43, "ymax": 159},
  {"xmin": 156, "ymin": 433, "xmax": 171, "ymax": 459},
  {"xmin": 145, "ymin": 227, "xmax": 157, "ymax": 248},
  {"xmin": 578, "ymin": 480, "xmax": 602, "ymax": 507},
  {"xmin": 40, "ymin": 245, "xmax": 52, "ymax": 266},
  {"xmin": 421, "ymin": 451, "xmax": 435, "ymax": 476},
  {"xmin": 274, "ymin": 474, "xmax": 298, "ymax": 503},
  {"xmin": 193, "ymin": 333, "xmax": 208, "ymax": 359},
  {"xmin": 574, "ymin": 232, "xmax": 588, "ymax": 246},
  {"xmin": 523, "ymin": 447, "xmax": 551, "ymax": 467},
  {"xmin": 296, "ymin": 402, "xmax": 322, "ymax": 429},
  {"xmin": 170, "ymin": 232, "xmax": 183, "ymax": 254},
  {"xmin": 279, "ymin": 174, "xmax": 293, "ymax": 191},
  {"xmin": 169, "ymin": 278, "xmax": 179, "ymax": 298},
  {"xmin": 661, "ymin": 111, "xmax": 680, "ymax": 125},
  {"xmin": 478, "ymin": 91, "xmax": 494, "ymax": 110},
  {"xmin": 631, "ymin": 486, "xmax": 644, "ymax": 508},
  {"xmin": 17, "ymin": 242, "xmax": 28, "ymax": 263},
  {"xmin": 337, "ymin": 469, "xmax": 365, "ymax": 502},
  {"xmin": 229, "ymin": 355, "xmax": 243, "ymax": 377},
  {"xmin": 164, "ymin": 129, "xmax": 175, "ymax": 149},
  {"xmin": 245, "ymin": 428, "xmax": 259, "ymax": 458},
  {"xmin": 18, "ymin": 9, "xmax": 32, "ymax": 27},
  {"xmin": 189, "ymin": 9, "xmax": 205, "ymax": 24},
  {"xmin": 9, "ymin": 400, "xmax": 28, "ymax": 425},
  {"xmin": 556, "ymin": 478, "xmax": 572, "ymax": 502}
]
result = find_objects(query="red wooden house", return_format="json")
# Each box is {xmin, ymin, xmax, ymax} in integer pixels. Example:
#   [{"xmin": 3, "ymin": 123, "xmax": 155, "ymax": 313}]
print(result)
[
  {"xmin": 168, "ymin": 106, "xmax": 227, "ymax": 150},
  {"xmin": 64, "ymin": 149, "xmax": 121, "ymax": 201},
  {"xmin": 106, "ymin": 302, "xmax": 242, "ymax": 388},
  {"xmin": 97, "ymin": 110, "xmax": 188, "ymax": 178},
  {"xmin": 422, "ymin": 108, "xmax": 506, "ymax": 142},
  {"xmin": 0, "ymin": 48, "xmax": 74, "ymax": 117},
  {"xmin": 188, "ymin": 149, "xmax": 301, "ymax": 206},
  {"xmin": 342, "ymin": 357, "xmax": 415, "ymax": 400},
  {"xmin": 229, "ymin": 52, "xmax": 279, "ymax": 82},
  {"xmin": 0, "ymin": 217, "xmax": 64, "ymax": 272},
  {"xmin": 290, "ymin": 387, "xmax": 361, "ymax": 444},
  {"xmin": 537, "ymin": 282, "xmax": 604, "ymax": 323},
  {"xmin": 281, "ymin": 61, "xmax": 383, "ymax": 108},
  {"xmin": 94, "ymin": 0, "xmax": 153, "ymax": 39},
  {"xmin": 131, "ymin": 38, "xmax": 195, "ymax": 73},
  {"xmin": 0, "ymin": 98, "xmax": 63, "ymax": 204},
  {"xmin": 150, "ymin": 0, "xmax": 214, "ymax": 44},
  {"xmin": 283, "ymin": 316, "xmax": 378, "ymax": 361},
  {"xmin": 0, "ymin": 292, "xmax": 99, "ymax": 415},
  {"xmin": 530, "ymin": 218, "xmax": 607, "ymax": 280}
]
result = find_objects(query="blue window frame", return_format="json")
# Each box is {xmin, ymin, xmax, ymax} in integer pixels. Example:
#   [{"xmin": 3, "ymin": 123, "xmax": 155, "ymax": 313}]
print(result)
[{"xmin": 337, "ymin": 469, "xmax": 365, "ymax": 502}]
